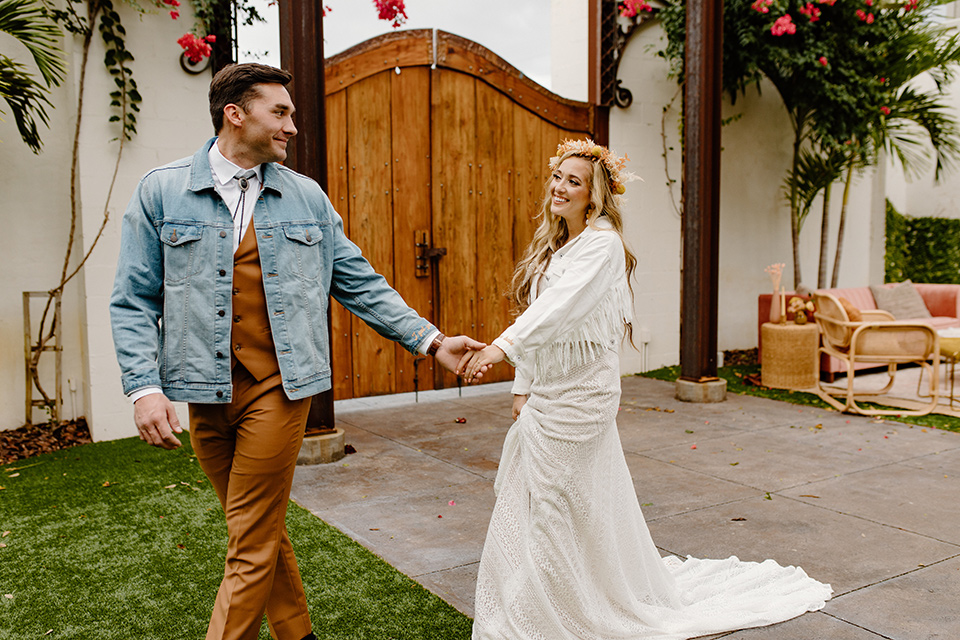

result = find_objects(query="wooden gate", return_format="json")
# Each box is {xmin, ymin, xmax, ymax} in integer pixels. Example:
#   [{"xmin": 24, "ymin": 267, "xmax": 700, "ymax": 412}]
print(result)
[{"xmin": 324, "ymin": 30, "xmax": 598, "ymax": 399}]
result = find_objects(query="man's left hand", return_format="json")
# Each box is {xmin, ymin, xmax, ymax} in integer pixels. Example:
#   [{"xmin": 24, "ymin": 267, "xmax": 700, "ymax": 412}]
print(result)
[{"xmin": 435, "ymin": 335, "xmax": 488, "ymax": 379}]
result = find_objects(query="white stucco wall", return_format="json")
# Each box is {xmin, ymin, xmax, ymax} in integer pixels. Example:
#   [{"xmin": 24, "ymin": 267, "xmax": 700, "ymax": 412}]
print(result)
[
  {"xmin": 0, "ymin": 3, "xmax": 210, "ymax": 438},
  {"xmin": 553, "ymin": 10, "xmax": 888, "ymax": 369}
]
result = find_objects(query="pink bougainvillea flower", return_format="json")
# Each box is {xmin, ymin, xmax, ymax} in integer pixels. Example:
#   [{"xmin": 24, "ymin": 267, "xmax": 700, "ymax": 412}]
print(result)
[
  {"xmin": 819, "ymin": 0, "xmax": 837, "ymax": 4},
  {"xmin": 619, "ymin": 0, "xmax": 653, "ymax": 17},
  {"xmin": 904, "ymin": 0, "xmax": 918, "ymax": 10},
  {"xmin": 178, "ymin": 33, "xmax": 214, "ymax": 63},
  {"xmin": 880, "ymin": 105, "xmax": 891, "ymax": 115},
  {"xmin": 799, "ymin": 3, "xmax": 821, "ymax": 21},
  {"xmin": 751, "ymin": 0, "xmax": 773, "ymax": 13},
  {"xmin": 819, "ymin": 56, "xmax": 828, "ymax": 66},
  {"xmin": 865, "ymin": 0, "xmax": 873, "ymax": 5},
  {"xmin": 169, "ymin": 9, "xmax": 179, "ymax": 19},
  {"xmin": 373, "ymin": 0, "xmax": 408, "ymax": 28},
  {"xmin": 879, "ymin": 76, "xmax": 886, "ymax": 83},
  {"xmin": 205, "ymin": 34, "xmax": 216, "ymax": 43},
  {"xmin": 771, "ymin": 14, "xmax": 797, "ymax": 35}
]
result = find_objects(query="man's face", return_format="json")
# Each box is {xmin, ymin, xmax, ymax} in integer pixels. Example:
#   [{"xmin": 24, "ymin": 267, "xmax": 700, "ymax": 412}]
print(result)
[{"xmin": 236, "ymin": 83, "xmax": 297, "ymax": 164}]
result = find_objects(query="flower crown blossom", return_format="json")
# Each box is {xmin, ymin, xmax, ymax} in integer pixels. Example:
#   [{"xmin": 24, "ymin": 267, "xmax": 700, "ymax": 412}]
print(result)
[{"xmin": 549, "ymin": 138, "xmax": 640, "ymax": 196}]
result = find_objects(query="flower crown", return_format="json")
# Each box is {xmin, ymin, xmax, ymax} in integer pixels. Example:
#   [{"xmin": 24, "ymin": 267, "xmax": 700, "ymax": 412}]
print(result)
[{"xmin": 549, "ymin": 138, "xmax": 638, "ymax": 195}]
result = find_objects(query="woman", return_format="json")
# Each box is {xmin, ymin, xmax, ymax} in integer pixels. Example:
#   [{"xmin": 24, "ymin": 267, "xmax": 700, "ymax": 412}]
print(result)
[{"xmin": 459, "ymin": 139, "xmax": 832, "ymax": 640}]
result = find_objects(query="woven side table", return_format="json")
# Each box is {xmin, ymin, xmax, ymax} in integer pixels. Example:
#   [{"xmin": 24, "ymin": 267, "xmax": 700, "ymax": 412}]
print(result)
[{"xmin": 761, "ymin": 322, "xmax": 820, "ymax": 390}]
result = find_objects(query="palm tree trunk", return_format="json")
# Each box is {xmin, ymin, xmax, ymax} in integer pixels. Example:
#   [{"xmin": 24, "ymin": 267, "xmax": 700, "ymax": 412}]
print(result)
[
  {"xmin": 830, "ymin": 164, "xmax": 854, "ymax": 288},
  {"xmin": 790, "ymin": 131, "xmax": 803, "ymax": 289},
  {"xmin": 818, "ymin": 183, "xmax": 832, "ymax": 288}
]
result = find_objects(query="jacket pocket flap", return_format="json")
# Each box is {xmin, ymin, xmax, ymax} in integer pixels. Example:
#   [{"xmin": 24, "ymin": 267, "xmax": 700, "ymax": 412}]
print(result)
[
  {"xmin": 160, "ymin": 224, "xmax": 202, "ymax": 246},
  {"xmin": 283, "ymin": 224, "xmax": 322, "ymax": 245}
]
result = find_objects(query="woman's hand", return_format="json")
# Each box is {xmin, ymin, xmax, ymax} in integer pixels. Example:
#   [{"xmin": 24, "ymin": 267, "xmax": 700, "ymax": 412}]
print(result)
[
  {"xmin": 458, "ymin": 344, "xmax": 506, "ymax": 381},
  {"xmin": 512, "ymin": 394, "xmax": 527, "ymax": 420}
]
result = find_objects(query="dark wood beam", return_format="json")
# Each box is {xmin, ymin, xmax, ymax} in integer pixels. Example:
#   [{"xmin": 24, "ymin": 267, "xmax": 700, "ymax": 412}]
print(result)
[
  {"xmin": 679, "ymin": 0, "xmax": 723, "ymax": 382},
  {"xmin": 279, "ymin": 1, "xmax": 335, "ymax": 434}
]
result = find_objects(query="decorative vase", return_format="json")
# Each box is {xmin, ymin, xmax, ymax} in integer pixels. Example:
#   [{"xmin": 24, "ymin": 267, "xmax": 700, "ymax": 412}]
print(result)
[
  {"xmin": 794, "ymin": 312, "xmax": 807, "ymax": 325},
  {"xmin": 769, "ymin": 291, "xmax": 782, "ymax": 324}
]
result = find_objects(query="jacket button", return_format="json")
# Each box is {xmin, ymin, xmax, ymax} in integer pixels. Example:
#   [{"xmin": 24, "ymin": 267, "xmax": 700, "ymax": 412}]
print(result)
[
  {"xmin": 220, "ymin": 231, "xmax": 227, "ymax": 238},
  {"xmin": 306, "ymin": 232, "xmax": 312, "ymax": 242},
  {"xmin": 216, "ymin": 351, "xmax": 223, "ymax": 358},
  {"xmin": 219, "ymin": 269, "xmax": 226, "ymax": 276},
  {"xmin": 233, "ymin": 315, "xmax": 241, "ymax": 323},
  {"xmin": 218, "ymin": 310, "xmax": 225, "ymax": 317},
  {"xmin": 233, "ymin": 288, "xmax": 239, "ymax": 295},
  {"xmin": 216, "ymin": 390, "xmax": 223, "ymax": 398},
  {"xmin": 235, "ymin": 344, "xmax": 242, "ymax": 351}
]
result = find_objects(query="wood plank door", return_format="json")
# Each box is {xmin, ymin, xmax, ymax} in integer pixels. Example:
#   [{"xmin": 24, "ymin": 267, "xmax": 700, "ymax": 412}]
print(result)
[{"xmin": 325, "ymin": 30, "xmax": 597, "ymax": 399}]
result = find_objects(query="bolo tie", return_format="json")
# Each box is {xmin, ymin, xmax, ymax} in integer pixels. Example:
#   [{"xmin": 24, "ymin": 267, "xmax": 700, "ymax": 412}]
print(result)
[{"xmin": 233, "ymin": 168, "xmax": 258, "ymax": 239}]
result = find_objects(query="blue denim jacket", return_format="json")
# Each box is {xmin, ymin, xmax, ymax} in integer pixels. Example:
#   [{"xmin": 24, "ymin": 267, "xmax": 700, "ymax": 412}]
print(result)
[{"xmin": 110, "ymin": 138, "xmax": 436, "ymax": 403}]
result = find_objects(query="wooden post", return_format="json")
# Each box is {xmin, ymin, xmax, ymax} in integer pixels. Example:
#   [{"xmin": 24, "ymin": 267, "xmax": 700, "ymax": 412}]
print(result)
[
  {"xmin": 279, "ymin": 1, "xmax": 335, "ymax": 434},
  {"xmin": 678, "ymin": 0, "xmax": 725, "ymax": 399}
]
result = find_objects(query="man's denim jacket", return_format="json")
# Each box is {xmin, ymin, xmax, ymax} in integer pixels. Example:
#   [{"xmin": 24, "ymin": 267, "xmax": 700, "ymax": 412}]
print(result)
[{"xmin": 110, "ymin": 139, "xmax": 436, "ymax": 403}]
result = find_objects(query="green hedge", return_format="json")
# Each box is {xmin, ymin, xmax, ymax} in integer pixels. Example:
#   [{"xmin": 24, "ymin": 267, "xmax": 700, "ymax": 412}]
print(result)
[{"xmin": 885, "ymin": 200, "xmax": 960, "ymax": 284}]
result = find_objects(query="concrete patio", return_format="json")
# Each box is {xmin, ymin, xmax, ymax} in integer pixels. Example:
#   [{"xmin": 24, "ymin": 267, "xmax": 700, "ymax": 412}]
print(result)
[{"xmin": 290, "ymin": 376, "xmax": 960, "ymax": 639}]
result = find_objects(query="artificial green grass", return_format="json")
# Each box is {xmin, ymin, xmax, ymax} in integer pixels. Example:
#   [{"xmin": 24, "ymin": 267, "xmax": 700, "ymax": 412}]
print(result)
[
  {"xmin": 0, "ymin": 434, "xmax": 473, "ymax": 640},
  {"xmin": 641, "ymin": 364, "xmax": 960, "ymax": 433}
]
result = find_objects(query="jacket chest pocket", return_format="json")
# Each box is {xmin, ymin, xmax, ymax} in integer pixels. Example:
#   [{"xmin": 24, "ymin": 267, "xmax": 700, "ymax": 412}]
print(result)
[
  {"xmin": 160, "ymin": 223, "xmax": 204, "ymax": 283},
  {"xmin": 280, "ymin": 224, "xmax": 323, "ymax": 281}
]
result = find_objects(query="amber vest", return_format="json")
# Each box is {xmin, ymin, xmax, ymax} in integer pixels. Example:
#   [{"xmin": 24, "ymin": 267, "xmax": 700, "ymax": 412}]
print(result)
[{"xmin": 231, "ymin": 226, "xmax": 280, "ymax": 381}]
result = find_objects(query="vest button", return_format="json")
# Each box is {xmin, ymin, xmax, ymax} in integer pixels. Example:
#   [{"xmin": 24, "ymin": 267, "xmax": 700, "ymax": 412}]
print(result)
[
  {"xmin": 219, "ymin": 269, "xmax": 226, "ymax": 276},
  {"xmin": 216, "ymin": 390, "xmax": 223, "ymax": 398},
  {"xmin": 218, "ymin": 310, "xmax": 225, "ymax": 317},
  {"xmin": 220, "ymin": 231, "xmax": 227, "ymax": 238}
]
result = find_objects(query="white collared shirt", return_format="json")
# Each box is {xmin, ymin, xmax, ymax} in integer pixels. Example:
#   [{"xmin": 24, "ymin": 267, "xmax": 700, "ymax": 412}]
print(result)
[{"xmin": 208, "ymin": 139, "xmax": 262, "ymax": 253}]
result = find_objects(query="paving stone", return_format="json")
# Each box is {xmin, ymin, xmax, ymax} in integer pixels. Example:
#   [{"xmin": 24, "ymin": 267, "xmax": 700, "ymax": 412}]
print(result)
[
  {"xmin": 780, "ymin": 459, "xmax": 960, "ymax": 545},
  {"xmin": 823, "ymin": 555, "xmax": 960, "ymax": 640},
  {"xmin": 415, "ymin": 562, "xmax": 480, "ymax": 617},
  {"xmin": 647, "ymin": 495, "xmax": 959, "ymax": 595},
  {"xmin": 625, "ymin": 453, "xmax": 761, "ymax": 520},
  {"xmin": 288, "ymin": 377, "xmax": 960, "ymax": 637},
  {"xmin": 716, "ymin": 610, "xmax": 886, "ymax": 639},
  {"xmin": 304, "ymin": 480, "xmax": 495, "ymax": 577},
  {"xmin": 291, "ymin": 424, "xmax": 483, "ymax": 511}
]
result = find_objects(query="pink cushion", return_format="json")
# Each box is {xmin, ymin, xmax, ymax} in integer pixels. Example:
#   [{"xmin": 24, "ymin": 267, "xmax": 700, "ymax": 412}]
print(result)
[{"xmin": 819, "ymin": 287, "xmax": 877, "ymax": 311}]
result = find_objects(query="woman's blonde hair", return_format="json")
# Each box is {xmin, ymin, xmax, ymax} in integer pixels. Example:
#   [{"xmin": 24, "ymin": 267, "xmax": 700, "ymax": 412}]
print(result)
[{"xmin": 508, "ymin": 147, "xmax": 638, "ymax": 318}]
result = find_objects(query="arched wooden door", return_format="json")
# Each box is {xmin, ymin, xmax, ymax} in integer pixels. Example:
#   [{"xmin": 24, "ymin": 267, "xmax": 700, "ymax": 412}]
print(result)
[{"xmin": 325, "ymin": 30, "xmax": 598, "ymax": 400}]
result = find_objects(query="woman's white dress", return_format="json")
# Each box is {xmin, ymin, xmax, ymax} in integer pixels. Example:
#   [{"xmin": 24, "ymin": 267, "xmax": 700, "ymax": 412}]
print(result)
[{"xmin": 472, "ymin": 219, "xmax": 832, "ymax": 640}]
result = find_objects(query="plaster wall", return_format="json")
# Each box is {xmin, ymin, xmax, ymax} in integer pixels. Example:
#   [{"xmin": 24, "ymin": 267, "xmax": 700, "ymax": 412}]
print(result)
[
  {"xmin": 0, "ymin": 4, "xmax": 209, "ymax": 438},
  {"xmin": 604, "ymin": 19, "xmax": 882, "ymax": 368},
  {"xmin": 0, "ymin": 29, "xmax": 82, "ymax": 429},
  {"xmin": 76, "ymin": 5, "xmax": 211, "ymax": 441}
]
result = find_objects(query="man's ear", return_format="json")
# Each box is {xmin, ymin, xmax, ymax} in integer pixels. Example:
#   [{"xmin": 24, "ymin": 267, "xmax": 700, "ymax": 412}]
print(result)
[{"xmin": 223, "ymin": 104, "xmax": 243, "ymax": 128}]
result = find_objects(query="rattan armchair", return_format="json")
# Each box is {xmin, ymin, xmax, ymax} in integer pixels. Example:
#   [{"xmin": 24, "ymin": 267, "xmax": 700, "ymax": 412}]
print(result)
[{"xmin": 812, "ymin": 291, "xmax": 940, "ymax": 416}]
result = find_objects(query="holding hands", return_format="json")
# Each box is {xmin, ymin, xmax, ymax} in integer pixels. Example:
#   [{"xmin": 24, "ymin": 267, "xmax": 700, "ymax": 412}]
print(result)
[{"xmin": 457, "ymin": 344, "xmax": 506, "ymax": 382}]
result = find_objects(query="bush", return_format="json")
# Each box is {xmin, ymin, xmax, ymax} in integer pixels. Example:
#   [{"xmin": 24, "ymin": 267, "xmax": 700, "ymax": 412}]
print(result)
[{"xmin": 885, "ymin": 200, "xmax": 960, "ymax": 284}]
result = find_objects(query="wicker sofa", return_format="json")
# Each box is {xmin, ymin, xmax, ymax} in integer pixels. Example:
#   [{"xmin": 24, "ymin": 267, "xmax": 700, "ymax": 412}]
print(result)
[{"xmin": 757, "ymin": 283, "xmax": 960, "ymax": 381}]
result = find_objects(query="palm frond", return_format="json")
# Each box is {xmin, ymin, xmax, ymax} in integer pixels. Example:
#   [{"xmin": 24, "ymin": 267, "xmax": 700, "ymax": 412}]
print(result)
[
  {"xmin": 0, "ymin": 54, "xmax": 53, "ymax": 153},
  {"xmin": 0, "ymin": 0, "xmax": 65, "ymax": 87}
]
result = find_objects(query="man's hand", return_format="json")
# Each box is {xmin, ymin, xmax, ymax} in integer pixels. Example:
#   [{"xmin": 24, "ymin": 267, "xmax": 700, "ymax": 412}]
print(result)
[
  {"xmin": 434, "ymin": 335, "xmax": 487, "ymax": 378},
  {"xmin": 133, "ymin": 393, "xmax": 183, "ymax": 449}
]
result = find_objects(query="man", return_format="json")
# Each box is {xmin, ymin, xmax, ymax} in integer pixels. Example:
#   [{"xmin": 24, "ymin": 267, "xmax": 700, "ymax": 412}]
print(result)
[{"xmin": 110, "ymin": 63, "xmax": 483, "ymax": 640}]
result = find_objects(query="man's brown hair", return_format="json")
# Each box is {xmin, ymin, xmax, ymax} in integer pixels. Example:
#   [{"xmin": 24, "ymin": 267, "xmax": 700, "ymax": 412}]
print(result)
[{"xmin": 208, "ymin": 63, "xmax": 293, "ymax": 133}]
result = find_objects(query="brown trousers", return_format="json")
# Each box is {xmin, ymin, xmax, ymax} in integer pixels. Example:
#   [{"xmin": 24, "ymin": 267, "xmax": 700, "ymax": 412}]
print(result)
[{"xmin": 189, "ymin": 362, "xmax": 313, "ymax": 640}]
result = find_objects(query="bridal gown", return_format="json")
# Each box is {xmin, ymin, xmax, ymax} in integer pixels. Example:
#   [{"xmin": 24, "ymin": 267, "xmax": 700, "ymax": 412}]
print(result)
[{"xmin": 473, "ymin": 220, "xmax": 832, "ymax": 640}]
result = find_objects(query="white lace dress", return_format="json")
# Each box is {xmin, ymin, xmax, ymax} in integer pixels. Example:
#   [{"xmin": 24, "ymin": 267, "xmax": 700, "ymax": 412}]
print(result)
[{"xmin": 472, "ymin": 220, "xmax": 832, "ymax": 640}]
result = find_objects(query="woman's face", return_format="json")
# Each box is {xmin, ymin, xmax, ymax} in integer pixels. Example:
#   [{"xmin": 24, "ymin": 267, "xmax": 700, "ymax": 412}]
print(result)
[{"xmin": 549, "ymin": 157, "xmax": 593, "ymax": 224}]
